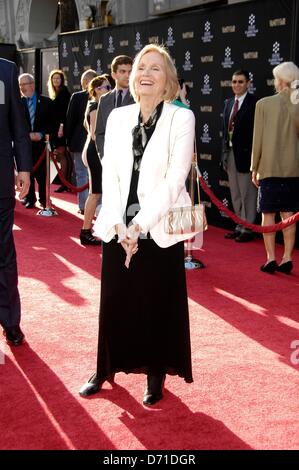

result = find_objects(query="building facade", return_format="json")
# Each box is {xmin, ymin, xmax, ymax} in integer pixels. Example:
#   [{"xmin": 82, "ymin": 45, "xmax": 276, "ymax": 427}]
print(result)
[{"xmin": 0, "ymin": 0, "xmax": 251, "ymax": 48}]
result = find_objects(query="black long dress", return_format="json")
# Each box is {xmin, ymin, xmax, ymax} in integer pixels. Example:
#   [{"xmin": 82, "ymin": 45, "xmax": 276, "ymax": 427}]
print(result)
[
  {"xmin": 85, "ymin": 101, "xmax": 102, "ymax": 194},
  {"xmin": 96, "ymin": 102, "xmax": 193, "ymax": 383}
]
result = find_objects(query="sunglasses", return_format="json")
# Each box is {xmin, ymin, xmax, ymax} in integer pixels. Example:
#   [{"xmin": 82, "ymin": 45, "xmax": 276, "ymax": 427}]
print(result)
[
  {"xmin": 96, "ymin": 85, "xmax": 111, "ymax": 91},
  {"xmin": 232, "ymin": 80, "xmax": 246, "ymax": 84}
]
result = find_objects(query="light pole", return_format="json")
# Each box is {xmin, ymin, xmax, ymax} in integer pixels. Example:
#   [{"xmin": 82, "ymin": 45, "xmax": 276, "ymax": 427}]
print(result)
[{"xmin": 58, "ymin": 1, "xmax": 62, "ymax": 31}]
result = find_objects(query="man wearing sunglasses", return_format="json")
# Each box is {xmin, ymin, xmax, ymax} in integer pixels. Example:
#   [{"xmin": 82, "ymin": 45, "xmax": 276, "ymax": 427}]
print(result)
[
  {"xmin": 95, "ymin": 55, "xmax": 134, "ymax": 159},
  {"xmin": 222, "ymin": 69, "xmax": 257, "ymax": 242}
]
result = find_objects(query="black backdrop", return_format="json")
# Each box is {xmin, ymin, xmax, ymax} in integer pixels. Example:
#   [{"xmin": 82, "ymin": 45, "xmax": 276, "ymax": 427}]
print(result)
[{"xmin": 58, "ymin": 0, "xmax": 299, "ymax": 232}]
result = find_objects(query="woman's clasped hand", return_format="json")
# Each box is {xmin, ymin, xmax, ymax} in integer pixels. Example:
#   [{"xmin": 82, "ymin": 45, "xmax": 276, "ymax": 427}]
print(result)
[{"xmin": 116, "ymin": 223, "xmax": 141, "ymax": 268}]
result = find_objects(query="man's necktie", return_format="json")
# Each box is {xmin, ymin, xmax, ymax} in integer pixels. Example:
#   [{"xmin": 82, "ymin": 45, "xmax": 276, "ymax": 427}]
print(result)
[
  {"xmin": 116, "ymin": 89, "xmax": 123, "ymax": 108},
  {"xmin": 228, "ymin": 99, "xmax": 239, "ymax": 132},
  {"xmin": 28, "ymin": 97, "xmax": 35, "ymax": 130}
]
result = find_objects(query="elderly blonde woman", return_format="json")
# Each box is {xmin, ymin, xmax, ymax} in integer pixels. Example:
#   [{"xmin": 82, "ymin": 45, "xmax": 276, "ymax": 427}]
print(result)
[
  {"xmin": 251, "ymin": 62, "xmax": 299, "ymax": 274},
  {"xmin": 79, "ymin": 44, "xmax": 196, "ymax": 405}
]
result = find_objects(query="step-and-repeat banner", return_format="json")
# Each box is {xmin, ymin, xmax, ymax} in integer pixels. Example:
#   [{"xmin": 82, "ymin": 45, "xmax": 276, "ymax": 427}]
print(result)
[{"xmin": 58, "ymin": 0, "xmax": 297, "ymax": 230}]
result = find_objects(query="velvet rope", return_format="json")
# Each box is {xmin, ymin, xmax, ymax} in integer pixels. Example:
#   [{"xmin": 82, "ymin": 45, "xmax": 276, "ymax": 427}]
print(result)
[
  {"xmin": 197, "ymin": 167, "xmax": 299, "ymax": 234},
  {"xmin": 32, "ymin": 147, "xmax": 46, "ymax": 174},
  {"xmin": 51, "ymin": 153, "xmax": 89, "ymax": 193}
]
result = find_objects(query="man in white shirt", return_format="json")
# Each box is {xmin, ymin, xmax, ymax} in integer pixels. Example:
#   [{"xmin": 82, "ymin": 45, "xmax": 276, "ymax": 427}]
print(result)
[
  {"xmin": 221, "ymin": 70, "xmax": 257, "ymax": 242},
  {"xmin": 95, "ymin": 55, "xmax": 134, "ymax": 159}
]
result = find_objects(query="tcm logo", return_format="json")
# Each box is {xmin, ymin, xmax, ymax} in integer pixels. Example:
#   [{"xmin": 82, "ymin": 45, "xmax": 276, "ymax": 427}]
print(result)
[
  {"xmin": 248, "ymin": 72, "xmax": 257, "ymax": 94},
  {"xmin": 73, "ymin": 61, "xmax": 80, "ymax": 78},
  {"xmin": 183, "ymin": 51, "xmax": 193, "ymax": 72},
  {"xmin": 62, "ymin": 42, "xmax": 68, "ymax": 58},
  {"xmin": 245, "ymin": 14, "xmax": 259, "ymax": 38},
  {"xmin": 166, "ymin": 27, "xmax": 175, "ymax": 47},
  {"xmin": 290, "ymin": 340, "xmax": 299, "ymax": 365},
  {"xmin": 202, "ymin": 171, "xmax": 211, "ymax": 187},
  {"xmin": 107, "ymin": 36, "xmax": 115, "ymax": 53},
  {"xmin": 96, "ymin": 59, "xmax": 103, "ymax": 75},
  {"xmin": 201, "ymin": 74, "xmax": 212, "ymax": 95},
  {"xmin": 134, "ymin": 32, "xmax": 143, "ymax": 51},
  {"xmin": 201, "ymin": 21, "xmax": 214, "ymax": 43},
  {"xmin": 200, "ymin": 124, "xmax": 212, "ymax": 144},
  {"xmin": 268, "ymin": 42, "xmax": 283, "ymax": 66},
  {"xmin": 83, "ymin": 40, "xmax": 91, "ymax": 57},
  {"xmin": 222, "ymin": 47, "xmax": 234, "ymax": 69},
  {"xmin": 220, "ymin": 199, "xmax": 230, "ymax": 218}
]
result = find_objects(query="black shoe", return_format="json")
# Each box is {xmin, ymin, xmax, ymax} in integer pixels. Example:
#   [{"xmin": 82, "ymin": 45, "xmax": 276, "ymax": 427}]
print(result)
[
  {"xmin": 20, "ymin": 198, "xmax": 27, "ymax": 206},
  {"xmin": 224, "ymin": 231, "xmax": 239, "ymax": 239},
  {"xmin": 80, "ymin": 229, "xmax": 101, "ymax": 246},
  {"xmin": 235, "ymin": 232, "xmax": 254, "ymax": 243},
  {"xmin": 54, "ymin": 185, "xmax": 68, "ymax": 193},
  {"xmin": 277, "ymin": 261, "xmax": 293, "ymax": 274},
  {"xmin": 3, "ymin": 326, "xmax": 25, "ymax": 346},
  {"xmin": 260, "ymin": 260, "xmax": 278, "ymax": 274},
  {"xmin": 77, "ymin": 209, "xmax": 85, "ymax": 215},
  {"xmin": 79, "ymin": 373, "xmax": 102, "ymax": 397},
  {"xmin": 143, "ymin": 374, "xmax": 165, "ymax": 406},
  {"xmin": 25, "ymin": 201, "xmax": 36, "ymax": 209},
  {"xmin": 79, "ymin": 373, "xmax": 115, "ymax": 397}
]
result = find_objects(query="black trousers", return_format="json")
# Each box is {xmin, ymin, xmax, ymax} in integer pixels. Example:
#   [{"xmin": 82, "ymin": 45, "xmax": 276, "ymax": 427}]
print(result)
[
  {"xmin": 0, "ymin": 198, "xmax": 21, "ymax": 328},
  {"xmin": 27, "ymin": 161, "xmax": 46, "ymax": 206}
]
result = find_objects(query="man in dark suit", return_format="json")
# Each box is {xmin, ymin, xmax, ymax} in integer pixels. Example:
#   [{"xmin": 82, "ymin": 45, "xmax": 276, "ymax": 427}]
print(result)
[
  {"xmin": 95, "ymin": 55, "xmax": 134, "ymax": 159},
  {"xmin": 18, "ymin": 73, "xmax": 53, "ymax": 209},
  {"xmin": 222, "ymin": 69, "xmax": 257, "ymax": 242},
  {"xmin": 65, "ymin": 69, "xmax": 97, "ymax": 214},
  {"xmin": 0, "ymin": 58, "xmax": 32, "ymax": 345}
]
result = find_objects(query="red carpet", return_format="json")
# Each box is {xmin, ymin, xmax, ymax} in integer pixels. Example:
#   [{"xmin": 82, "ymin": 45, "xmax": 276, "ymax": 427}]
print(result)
[{"xmin": 1, "ymin": 188, "xmax": 299, "ymax": 450}]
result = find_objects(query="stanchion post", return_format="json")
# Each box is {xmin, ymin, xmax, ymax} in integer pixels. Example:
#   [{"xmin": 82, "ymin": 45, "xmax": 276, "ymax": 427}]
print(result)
[{"xmin": 37, "ymin": 134, "xmax": 58, "ymax": 217}]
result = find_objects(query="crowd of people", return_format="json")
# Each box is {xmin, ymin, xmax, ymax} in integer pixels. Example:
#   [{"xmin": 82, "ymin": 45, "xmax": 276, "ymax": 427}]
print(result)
[{"xmin": 0, "ymin": 45, "xmax": 298, "ymax": 406}]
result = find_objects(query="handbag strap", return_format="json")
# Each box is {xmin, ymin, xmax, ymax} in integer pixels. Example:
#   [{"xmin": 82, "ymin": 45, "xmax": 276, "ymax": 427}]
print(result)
[{"xmin": 189, "ymin": 139, "xmax": 201, "ymax": 206}]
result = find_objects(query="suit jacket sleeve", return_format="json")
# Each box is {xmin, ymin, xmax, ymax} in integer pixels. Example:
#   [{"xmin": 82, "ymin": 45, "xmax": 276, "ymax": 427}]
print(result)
[
  {"xmin": 9, "ymin": 63, "xmax": 32, "ymax": 172},
  {"xmin": 133, "ymin": 109, "xmax": 195, "ymax": 233},
  {"xmin": 250, "ymin": 99, "xmax": 263, "ymax": 172},
  {"xmin": 65, "ymin": 93, "xmax": 76, "ymax": 144}
]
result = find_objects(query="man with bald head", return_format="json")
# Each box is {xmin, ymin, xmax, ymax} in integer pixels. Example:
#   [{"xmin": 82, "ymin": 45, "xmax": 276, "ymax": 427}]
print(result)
[{"xmin": 19, "ymin": 73, "xmax": 53, "ymax": 209}]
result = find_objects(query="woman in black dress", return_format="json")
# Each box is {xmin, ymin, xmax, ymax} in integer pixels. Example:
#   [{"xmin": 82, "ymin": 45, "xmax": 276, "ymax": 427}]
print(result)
[
  {"xmin": 79, "ymin": 44, "xmax": 197, "ymax": 405},
  {"xmin": 47, "ymin": 69, "xmax": 71, "ymax": 192},
  {"xmin": 80, "ymin": 75, "xmax": 112, "ymax": 245}
]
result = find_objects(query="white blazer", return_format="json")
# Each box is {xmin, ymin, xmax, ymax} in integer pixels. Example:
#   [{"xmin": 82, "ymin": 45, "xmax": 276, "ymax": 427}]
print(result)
[{"xmin": 93, "ymin": 101, "xmax": 196, "ymax": 248}]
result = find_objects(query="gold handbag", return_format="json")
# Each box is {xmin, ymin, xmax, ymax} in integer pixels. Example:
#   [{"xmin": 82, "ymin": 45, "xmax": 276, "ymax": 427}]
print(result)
[{"xmin": 165, "ymin": 141, "xmax": 207, "ymax": 236}]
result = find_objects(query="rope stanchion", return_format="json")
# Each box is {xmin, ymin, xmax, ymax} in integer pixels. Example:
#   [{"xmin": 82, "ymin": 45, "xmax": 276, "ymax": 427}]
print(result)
[
  {"xmin": 197, "ymin": 166, "xmax": 299, "ymax": 233},
  {"xmin": 37, "ymin": 135, "xmax": 58, "ymax": 217},
  {"xmin": 51, "ymin": 154, "xmax": 89, "ymax": 193}
]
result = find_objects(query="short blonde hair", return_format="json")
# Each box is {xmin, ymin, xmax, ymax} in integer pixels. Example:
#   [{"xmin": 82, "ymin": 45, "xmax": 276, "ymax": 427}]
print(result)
[
  {"xmin": 273, "ymin": 62, "xmax": 299, "ymax": 87},
  {"xmin": 129, "ymin": 44, "xmax": 178, "ymax": 103}
]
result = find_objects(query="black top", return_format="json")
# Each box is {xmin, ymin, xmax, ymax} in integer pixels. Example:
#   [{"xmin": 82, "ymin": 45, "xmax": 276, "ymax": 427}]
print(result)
[
  {"xmin": 125, "ymin": 101, "xmax": 163, "ymax": 226},
  {"xmin": 86, "ymin": 100, "xmax": 98, "ymax": 127}
]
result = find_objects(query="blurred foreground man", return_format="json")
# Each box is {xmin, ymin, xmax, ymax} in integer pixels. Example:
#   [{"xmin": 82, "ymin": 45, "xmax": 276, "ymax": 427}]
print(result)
[{"xmin": 0, "ymin": 58, "xmax": 32, "ymax": 345}]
